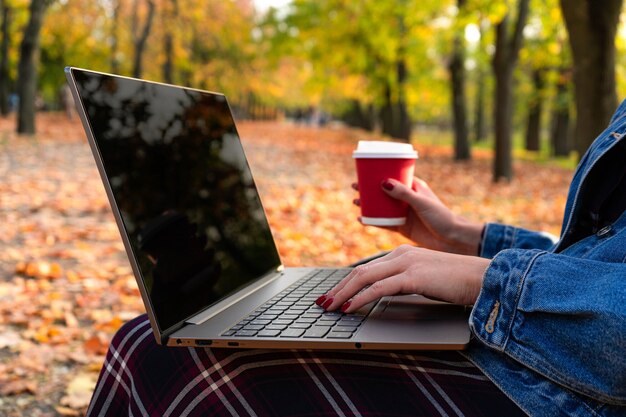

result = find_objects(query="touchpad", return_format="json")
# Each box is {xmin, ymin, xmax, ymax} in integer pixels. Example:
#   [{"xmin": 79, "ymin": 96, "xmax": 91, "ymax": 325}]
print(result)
[{"xmin": 378, "ymin": 294, "xmax": 467, "ymax": 320}]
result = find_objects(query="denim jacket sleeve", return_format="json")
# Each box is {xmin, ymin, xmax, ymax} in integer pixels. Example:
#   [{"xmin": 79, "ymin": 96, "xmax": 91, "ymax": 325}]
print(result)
[
  {"xmin": 479, "ymin": 223, "xmax": 558, "ymax": 258},
  {"xmin": 469, "ymin": 249, "xmax": 626, "ymax": 405}
]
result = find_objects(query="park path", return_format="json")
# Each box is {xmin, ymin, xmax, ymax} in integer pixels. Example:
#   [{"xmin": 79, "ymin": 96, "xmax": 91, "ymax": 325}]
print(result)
[{"xmin": 0, "ymin": 113, "xmax": 572, "ymax": 416}]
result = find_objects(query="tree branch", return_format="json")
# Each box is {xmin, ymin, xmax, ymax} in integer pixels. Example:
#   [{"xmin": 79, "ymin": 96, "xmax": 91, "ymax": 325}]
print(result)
[{"xmin": 509, "ymin": 0, "xmax": 530, "ymax": 58}]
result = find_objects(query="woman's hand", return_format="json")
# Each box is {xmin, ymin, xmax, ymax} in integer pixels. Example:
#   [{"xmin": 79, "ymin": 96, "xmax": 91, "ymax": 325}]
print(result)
[
  {"xmin": 317, "ymin": 245, "xmax": 490, "ymax": 313},
  {"xmin": 353, "ymin": 177, "xmax": 484, "ymax": 256}
]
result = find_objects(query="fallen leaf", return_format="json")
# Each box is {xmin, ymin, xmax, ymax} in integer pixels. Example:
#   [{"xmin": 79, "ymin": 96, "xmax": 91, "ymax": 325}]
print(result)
[
  {"xmin": 82, "ymin": 334, "xmax": 109, "ymax": 356},
  {"xmin": 0, "ymin": 379, "xmax": 38, "ymax": 396},
  {"xmin": 55, "ymin": 406, "xmax": 81, "ymax": 416},
  {"xmin": 59, "ymin": 372, "xmax": 98, "ymax": 410},
  {"xmin": 64, "ymin": 311, "xmax": 79, "ymax": 328},
  {"xmin": 0, "ymin": 331, "xmax": 24, "ymax": 349}
]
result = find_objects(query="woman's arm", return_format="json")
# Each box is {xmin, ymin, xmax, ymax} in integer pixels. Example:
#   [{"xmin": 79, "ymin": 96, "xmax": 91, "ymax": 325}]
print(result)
[
  {"xmin": 471, "ymin": 249, "xmax": 626, "ymax": 405},
  {"xmin": 366, "ymin": 178, "xmax": 558, "ymax": 257},
  {"xmin": 323, "ymin": 246, "xmax": 626, "ymax": 405},
  {"xmin": 344, "ymin": 176, "xmax": 626, "ymax": 403},
  {"xmin": 323, "ymin": 245, "xmax": 489, "ymax": 308},
  {"xmin": 355, "ymin": 178, "xmax": 484, "ymax": 255},
  {"xmin": 479, "ymin": 223, "xmax": 559, "ymax": 258}
]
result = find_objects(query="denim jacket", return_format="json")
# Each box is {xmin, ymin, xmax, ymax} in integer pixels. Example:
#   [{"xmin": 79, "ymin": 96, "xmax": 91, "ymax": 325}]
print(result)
[{"xmin": 466, "ymin": 100, "xmax": 626, "ymax": 417}]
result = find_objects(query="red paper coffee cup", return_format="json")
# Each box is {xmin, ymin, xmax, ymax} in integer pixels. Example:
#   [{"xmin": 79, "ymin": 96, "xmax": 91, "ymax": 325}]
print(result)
[{"xmin": 353, "ymin": 141, "xmax": 418, "ymax": 226}]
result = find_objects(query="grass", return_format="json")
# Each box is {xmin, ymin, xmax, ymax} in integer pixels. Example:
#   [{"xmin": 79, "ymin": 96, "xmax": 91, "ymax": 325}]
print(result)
[{"xmin": 412, "ymin": 126, "xmax": 579, "ymax": 171}]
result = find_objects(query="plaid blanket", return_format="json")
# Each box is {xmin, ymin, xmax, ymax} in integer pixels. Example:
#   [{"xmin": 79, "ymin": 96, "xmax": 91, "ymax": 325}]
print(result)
[{"xmin": 87, "ymin": 315, "xmax": 526, "ymax": 417}]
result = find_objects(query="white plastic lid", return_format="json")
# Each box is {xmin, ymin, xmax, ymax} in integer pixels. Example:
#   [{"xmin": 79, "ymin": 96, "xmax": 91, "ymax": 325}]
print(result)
[{"xmin": 352, "ymin": 140, "xmax": 418, "ymax": 159}]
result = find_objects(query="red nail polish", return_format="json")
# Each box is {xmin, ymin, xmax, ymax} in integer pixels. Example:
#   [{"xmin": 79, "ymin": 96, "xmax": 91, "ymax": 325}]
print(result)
[
  {"xmin": 315, "ymin": 295, "xmax": 327, "ymax": 306},
  {"xmin": 340, "ymin": 301, "xmax": 351, "ymax": 312},
  {"xmin": 321, "ymin": 297, "xmax": 334, "ymax": 309},
  {"xmin": 382, "ymin": 180, "xmax": 394, "ymax": 191}
]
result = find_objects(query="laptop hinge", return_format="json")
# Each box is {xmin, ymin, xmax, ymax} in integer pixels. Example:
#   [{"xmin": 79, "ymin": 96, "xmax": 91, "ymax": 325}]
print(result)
[
  {"xmin": 185, "ymin": 269, "xmax": 284, "ymax": 326},
  {"xmin": 160, "ymin": 322, "xmax": 184, "ymax": 345}
]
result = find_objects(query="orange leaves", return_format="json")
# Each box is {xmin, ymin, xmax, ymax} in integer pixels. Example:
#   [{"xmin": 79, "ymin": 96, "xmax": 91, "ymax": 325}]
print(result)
[
  {"xmin": 0, "ymin": 114, "xmax": 142, "ymax": 414},
  {"xmin": 59, "ymin": 372, "xmax": 99, "ymax": 411},
  {"xmin": 0, "ymin": 379, "xmax": 38, "ymax": 396},
  {"xmin": 15, "ymin": 261, "xmax": 64, "ymax": 280},
  {"xmin": 236, "ymin": 121, "xmax": 572, "ymax": 268},
  {"xmin": 82, "ymin": 334, "xmax": 110, "ymax": 356},
  {"xmin": 29, "ymin": 325, "xmax": 64, "ymax": 344},
  {"xmin": 0, "ymin": 114, "xmax": 573, "ymax": 414}
]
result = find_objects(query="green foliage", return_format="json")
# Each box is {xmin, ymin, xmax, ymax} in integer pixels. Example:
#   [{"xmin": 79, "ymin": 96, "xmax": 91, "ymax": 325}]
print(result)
[
  {"xmin": 2, "ymin": 0, "xmax": 626, "ymax": 141},
  {"xmin": 40, "ymin": 1, "xmax": 111, "ymax": 101},
  {"xmin": 2, "ymin": 0, "xmax": 30, "ymax": 88},
  {"xmin": 261, "ymin": 0, "xmax": 457, "ymax": 119}
]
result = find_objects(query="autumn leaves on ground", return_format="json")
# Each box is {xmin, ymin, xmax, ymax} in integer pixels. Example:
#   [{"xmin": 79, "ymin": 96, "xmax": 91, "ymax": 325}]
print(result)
[{"xmin": 0, "ymin": 113, "xmax": 572, "ymax": 416}]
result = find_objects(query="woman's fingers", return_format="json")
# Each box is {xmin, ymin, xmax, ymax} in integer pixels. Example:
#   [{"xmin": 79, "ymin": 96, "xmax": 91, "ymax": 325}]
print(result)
[
  {"xmin": 412, "ymin": 177, "xmax": 441, "ymax": 203},
  {"xmin": 340, "ymin": 274, "xmax": 408, "ymax": 313},
  {"xmin": 353, "ymin": 177, "xmax": 429, "ymax": 194},
  {"xmin": 317, "ymin": 246, "xmax": 488, "ymax": 312},
  {"xmin": 321, "ymin": 246, "xmax": 414, "ymax": 310},
  {"xmin": 382, "ymin": 178, "xmax": 443, "ymax": 216},
  {"xmin": 321, "ymin": 262, "xmax": 397, "ymax": 311},
  {"xmin": 327, "ymin": 252, "xmax": 391, "ymax": 295},
  {"xmin": 353, "ymin": 177, "xmax": 440, "ymax": 215},
  {"xmin": 356, "ymin": 216, "xmax": 400, "ymax": 232}
]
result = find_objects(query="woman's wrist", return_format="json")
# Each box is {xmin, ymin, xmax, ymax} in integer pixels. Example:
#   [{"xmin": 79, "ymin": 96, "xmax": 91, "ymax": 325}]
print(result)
[
  {"xmin": 463, "ymin": 255, "xmax": 490, "ymax": 304},
  {"xmin": 448, "ymin": 218, "xmax": 485, "ymax": 256}
]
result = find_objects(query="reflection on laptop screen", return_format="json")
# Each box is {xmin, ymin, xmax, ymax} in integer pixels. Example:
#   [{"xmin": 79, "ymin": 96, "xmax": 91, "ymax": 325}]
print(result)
[{"xmin": 72, "ymin": 70, "xmax": 282, "ymax": 332}]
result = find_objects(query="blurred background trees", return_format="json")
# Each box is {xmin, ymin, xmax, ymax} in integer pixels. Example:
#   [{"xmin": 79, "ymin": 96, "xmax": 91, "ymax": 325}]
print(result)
[
  {"xmin": 560, "ymin": 0, "xmax": 623, "ymax": 158},
  {"xmin": 1, "ymin": 0, "xmax": 625, "ymax": 181}
]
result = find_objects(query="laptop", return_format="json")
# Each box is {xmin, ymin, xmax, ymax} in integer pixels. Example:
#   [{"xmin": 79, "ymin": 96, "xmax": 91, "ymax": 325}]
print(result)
[{"xmin": 65, "ymin": 67, "xmax": 471, "ymax": 350}]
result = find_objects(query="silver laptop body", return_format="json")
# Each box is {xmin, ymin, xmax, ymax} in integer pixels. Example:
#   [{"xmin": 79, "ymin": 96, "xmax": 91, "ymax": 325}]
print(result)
[{"xmin": 65, "ymin": 67, "xmax": 470, "ymax": 350}]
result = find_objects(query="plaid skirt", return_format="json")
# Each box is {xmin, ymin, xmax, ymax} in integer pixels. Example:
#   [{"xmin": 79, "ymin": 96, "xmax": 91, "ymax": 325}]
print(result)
[{"xmin": 87, "ymin": 315, "xmax": 526, "ymax": 417}]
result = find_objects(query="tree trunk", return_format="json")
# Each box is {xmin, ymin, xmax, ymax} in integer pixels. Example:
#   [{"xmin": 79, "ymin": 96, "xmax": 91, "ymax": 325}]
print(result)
[
  {"xmin": 449, "ymin": 0, "xmax": 470, "ymax": 160},
  {"xmin": 493, "ymin": 65, "xmax": 514, "ymax": 180},
  {"xmin": 380, "ymin": 59, "xmax": 411, "ymax": 142},
  {"xmin": 551, "ymin": 68, "xmax": 572, "ymax": 156},
  {"xmin": 492, "ymin": 0, "xmax": 530, "ymax": 182},
  {"xmin": 394, "ymin": 58, "xmax": 411, "ymax": 141},
  {"xmin": 450, "ymin": 50, "xmax": 470, "ymax": 159},
  {"xmin": 110, "ymin": 0, "xmax": 121, "ymax": 73},
  {"xmin": 0, "ymin": 2, "xmax": 11, "ymax": 116},
  {"xmin": 524, "ymin": 69, "xmax": 544, "ymax": 152},
  {"xmin": 380, "ymin": 83, "xmax": 394, "ymax": 137},
  {"xmin": 552, "ymin": 106, "xmax": 570, "ymax": 157},
  {"xmin": 16, "ymin": 0, "xmax": 48, "ymax": 135},
  {"xmin": 343, "ymin": 100, "xmax": 375, "ymax": 131},
  {"xmin": 162, "ymin": 34, "xmax": 173, "ymax": 84},
  {"xmin": 560, "ymin": 0, "xmax": 622, "ymax": 157},
  {"xmin": 473, "ymin": 18, "xmax": 488, "ymax": 142},
  {"xmin": 525, "ymin": 106, "xmax": 541, "ymax": 152},
  {"xmin": 132, "ymin": 0, "xmax": 156, "ymax": 79},
  {"xmin": 474, "ymin": 67, "xmax": 487, "ymax": 142},
  {"xmin": 162, "ymin": 0, "xmax": 178, "ymax": 84},
  {"xmin": 380, "ymin": 13, "xmax": 411, "ymax": 142}
]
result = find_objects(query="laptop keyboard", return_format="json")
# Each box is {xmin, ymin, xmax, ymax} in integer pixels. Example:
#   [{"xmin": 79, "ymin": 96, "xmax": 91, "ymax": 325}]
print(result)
[{"xmin": 222, "ymin": 268, "xmax": 373, "ymax": 339}]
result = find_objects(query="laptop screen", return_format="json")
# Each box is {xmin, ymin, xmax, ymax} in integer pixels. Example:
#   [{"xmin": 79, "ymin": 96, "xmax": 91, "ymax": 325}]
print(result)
[{"xmin": 70, "ymin": 69, "xmax": 282, "ymax": 332}]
